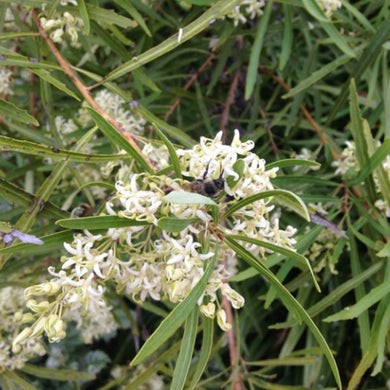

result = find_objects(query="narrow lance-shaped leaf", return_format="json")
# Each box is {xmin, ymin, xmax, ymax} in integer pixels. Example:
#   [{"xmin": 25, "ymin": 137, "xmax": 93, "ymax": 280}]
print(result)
[
  {"xmin": 0, "ymin": 99, "xmax": 39, "ymax": 126},
  {"xmin": 171, "ymin": 308, "xmax": 199, "ymax": 390},
  {"xmin": 222, "ymin": 189, "xmax": 310, "ymax": 222},
  {"xmin": 152, "ymin": 123, "xmax": 182, "ymax": 178},
  {"xmin": 104, "ymin": 0, "xmax": 242, "ymax": 82},
  {"xmin": 0, "ymin": 134, "xmax": 126, "ymax": 163},
  {"xmin": 227, "ymin": 234, "xmax": 320, "ymax": 292},
  {"xmin": 225, "ymin": 237, "xmax": 341, "ymax": 388},
  {"xmin": 349, "ymin": 79, "xmax": 377, "ymax": 203},
  {"xmin": 56, "ymin": 215, "xmax": 151, "ymax": 230},
  {"xmin": 86, "ymin": 107, "xmax": 153, "ymax": 173},
  {"xmin": 245, "ymin": 0, "xmax": 273, "ymax": 100}
]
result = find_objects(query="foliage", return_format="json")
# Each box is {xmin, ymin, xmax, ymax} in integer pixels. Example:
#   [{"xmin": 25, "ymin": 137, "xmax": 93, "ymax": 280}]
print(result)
[{"xmin": 0, "ymin": 0, "xmax": 390, "ymax": 389}]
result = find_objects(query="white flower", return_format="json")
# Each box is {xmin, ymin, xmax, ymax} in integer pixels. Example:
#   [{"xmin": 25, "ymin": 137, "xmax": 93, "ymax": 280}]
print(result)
[
  {"xmin": 94, "ymin": 90, "xmax": 146, "ymax": 135},
  {"xmin": 316, "ymin": 0, "xmax": 342, "ymax": 18},
  {"xmin": 0, "ymin": 68, "xmax": 13, "ymax": 95}
]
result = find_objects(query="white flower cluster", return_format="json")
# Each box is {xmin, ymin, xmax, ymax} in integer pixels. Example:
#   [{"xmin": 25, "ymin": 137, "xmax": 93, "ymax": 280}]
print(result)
[
  {"xmin": 0, "ymin": 287, "xmax": 46, "ymax": 369},
  {"xmin": 226, "ymin": 0, "xmax": 266, "ymax": 26},
  {"xmin": 0, "ymin": 68, "xmax": 13, "ymax": 95},
  {"xmin": 40, "ymin": 11, "xmax": 83, "ymax": 46},
  {"xmin": 13, "ymin": 130, "xmax": 298, "ymax": 350},
  {"xmin": 316, "ymin": 0, "xmax": 342, "ymax": 18},
  {"xmin": 78, "ymin": 90, "xmax": 146, "ymax": 136},
  {"xmin": 12, "ymin": 233, "xmax": 118, "ymax": 354},
  {"xmin": 332, "ymin": 140, "xmax": 390, "ymax": 217}
]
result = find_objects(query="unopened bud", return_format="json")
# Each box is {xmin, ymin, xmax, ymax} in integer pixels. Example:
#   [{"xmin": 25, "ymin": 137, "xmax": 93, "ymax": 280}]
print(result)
[
  {"xmin": 12, "ymin": 327, "xmax": 33, "ymax": 353},
  {"xmin": 26, "ymin": 299, "xmax": 50, "ymax": 312},
  {"xmin": 216, "ymin": 309, "xmax": 231, "ymax": 331},
  {"xmin": 200, "ymin": 302, "xmax": 215, "ymax": 318}
]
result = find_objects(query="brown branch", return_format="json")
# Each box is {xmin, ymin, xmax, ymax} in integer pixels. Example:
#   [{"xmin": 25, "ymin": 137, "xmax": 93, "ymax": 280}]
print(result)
[
  {"xmin": 32, "ymin": 9, "xmax": 151, "ymax": 167},
  {"xmin": 222, "ymin": 295, "xmax": 245, "ymax": 390},
  {"xmin": 164, "ymin": 52, "xmax": 216, "ymax": 122}
]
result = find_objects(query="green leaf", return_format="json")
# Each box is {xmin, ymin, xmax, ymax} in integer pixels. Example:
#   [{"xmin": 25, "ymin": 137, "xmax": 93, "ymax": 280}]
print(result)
[
  {"xmin": 0, "ymin": 369, "xmax": 37, "ymax": 390},
  {"xmin": 271, "ymin": 261, "xmax": 383, "ymax": 329},
  {"xmin": 85, "ymin": 4, "xmax": 137, "ymax": 28},
  {"xmin": 349, "ymin": 79, "xmax": 377, "ymax": 203},
  {"xmin": 245, "ymin": 0, "xmax": 273, "ymax": 99},
  {"xmin": 133, "ymin": 68, "xmax": 161, "ymax": 92},
  {"xmin": 113, "ymin": 0, "xmax": 152, "ymax": 36},
  {"xmin": 104, "ymin": 0, "xmax": 242, "ymax": 82},
  {"xmin": 152, "ymin": 124, "xmax": 182, "ymax": 178},
  {"xmin": 21, "ymin": 363, "xmax": 95, "ymax": 381},
  {"xmin": 323, "ymin": 280, "xmax": 390, "ymax": 322},
  {"xmin": 225, "ymin": 237, "xmax": 341, "ymax": 389},
  {"xmin": 282, "ymin": 54, "xmax": 352, "ymax": 99},
  {"xmin": 0, "ymin": 178, "xmax": 67, "ymax": 220},
  {"xmin": 348, "ymin": 139, "xmax": 390, "ymax": 186},
  {"xmin": 326, "ymin": 20, "xmax": 390, "ymax": 125},
  {"xmin": 279, "ymin": 4, "xmax": 293, "ymax": 71},
  {"xmin": 267, "ymin": 158, "xmax": 321, "ymax": 170},
  {"xmin": 0, "ymin": 47, "xmax": 61, "ymax": 71},
  {"xmin": 222, "ymin": 189, "xmax": 310, "ymax": 222},
  {"xmin": 0, "ymin": 134, "xmax": 126, "ymax": 163},
  {"xmin": 319, "ymin": 21, "xmax": 356, "ymax": 58},
  {"xmin": 188, "ymin": 316, "xmax": 214, "ymax": 390},
  {"xmin": 227, "ymin": 234, "xmax": 320, "ymax": 292},
  {"xmin": 86, "ymin": 107, "xmax": 153, "ymax": 173},
  {"xmin": 31, "ymin": 68, "xmax": 80, "ymax": 100},
  {"xmin": 342, "ymin": 1, "xmax": 376, "ymax": 34},
  {"xmin": 0, "ymin": 221, "xmax": 12, "ymax": 233},
  {"xmin": 185, "ymin": 0, "xmax": 215, "ymax": 4},
  {"xmin": 347, "ymin": 295, "xmax": 390, "ymax": 389},
  {"xmin": 131, "ymin": 251, "xmax": 216, "ymax": 365},
  {"xmin": 164, "ymin": 190, "xmax": 217, "ymax": 205},
  {"xmin": 157, "ymin": 217, "xmax": 199, "ymax": 233},
  {"xmin": 78, "ymin": 0, "xmax": 90, "ymax": 35},
  {"xmin": 56, "ymin": 215, "xmax": 151, "ymax": 230},
  {"xmin": 171, "ymin": 308, "xmax": 199, "ymax": 390},
  {"xmin": 0, "ymin": 99, "xmax": 39, "ymax": 126},
  {"xmin": 302, "ymin": 0, "xmax": 329, "ymax": 22},
  {"xmin": 137, "ymin": 105, "xmax": 195, "ymax": 148},
  {"xmin": 377, "ymin": 241, "xmax": 390, "ymax": 257}
]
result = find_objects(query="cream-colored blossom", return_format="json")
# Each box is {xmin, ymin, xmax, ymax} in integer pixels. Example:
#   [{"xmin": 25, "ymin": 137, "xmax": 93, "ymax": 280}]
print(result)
[
  {"xmin": 0, "ymin": 68, "xmax": 13, "ymax": 95},
  {"xmin": 224, "ymin": 0, "xmax": 266, "ymax": 26},
  {"xmin": 15, "ymin": 129, "xmax": 300, "ymax": 341},
  {"xmin": 1, "ymin": 287, "xmax": 46, "ymax": 368},
  {"xmin": 316, "ymin": 0, "xmax": 342, "ymax": 18}
]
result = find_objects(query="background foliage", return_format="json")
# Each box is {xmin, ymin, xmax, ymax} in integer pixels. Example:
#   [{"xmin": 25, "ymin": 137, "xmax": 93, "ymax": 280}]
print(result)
[{"xmin": 1, "ymin": 0, "xmax": 390, "ymax": 389}]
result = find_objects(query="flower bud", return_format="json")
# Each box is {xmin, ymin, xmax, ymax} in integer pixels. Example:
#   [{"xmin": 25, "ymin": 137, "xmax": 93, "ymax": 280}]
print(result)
[
  {"xmin": 200, "ymin": 302, "xmax": 215, "ymax": 318},
  {"xmin": 31, "ymin": 316, "xmax": 48, "ymax": 337},
  {"xmin": 25, "ymin": 282, "xmax": 60, "ymax": 300},
  {"xmin": 216, "ymin": 309, "xmax": 231, "ymax": 331},
  {"xmin": 26, "ymin": 299, "xmax": 50, "ymax": 312},
  {"xmin": 12, "ymin": 326, "xmax": 33, "ymax": 353},
  {"xmin": 45, "ymin": 314, "xmax": 66, "ymax": 342}
]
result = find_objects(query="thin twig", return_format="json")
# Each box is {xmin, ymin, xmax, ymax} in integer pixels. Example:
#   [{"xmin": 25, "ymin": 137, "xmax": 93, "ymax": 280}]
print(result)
[
  {"xmin": 164, "ymin": 52, "xmax": 216, "ymax": 121},
  {"xmin": 222, "ymin": 295, "xmax": 245, "ymax": 390},
  {"xmin": 32, "ymin": 9, "xmax": 150, "ymax": 167}
]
